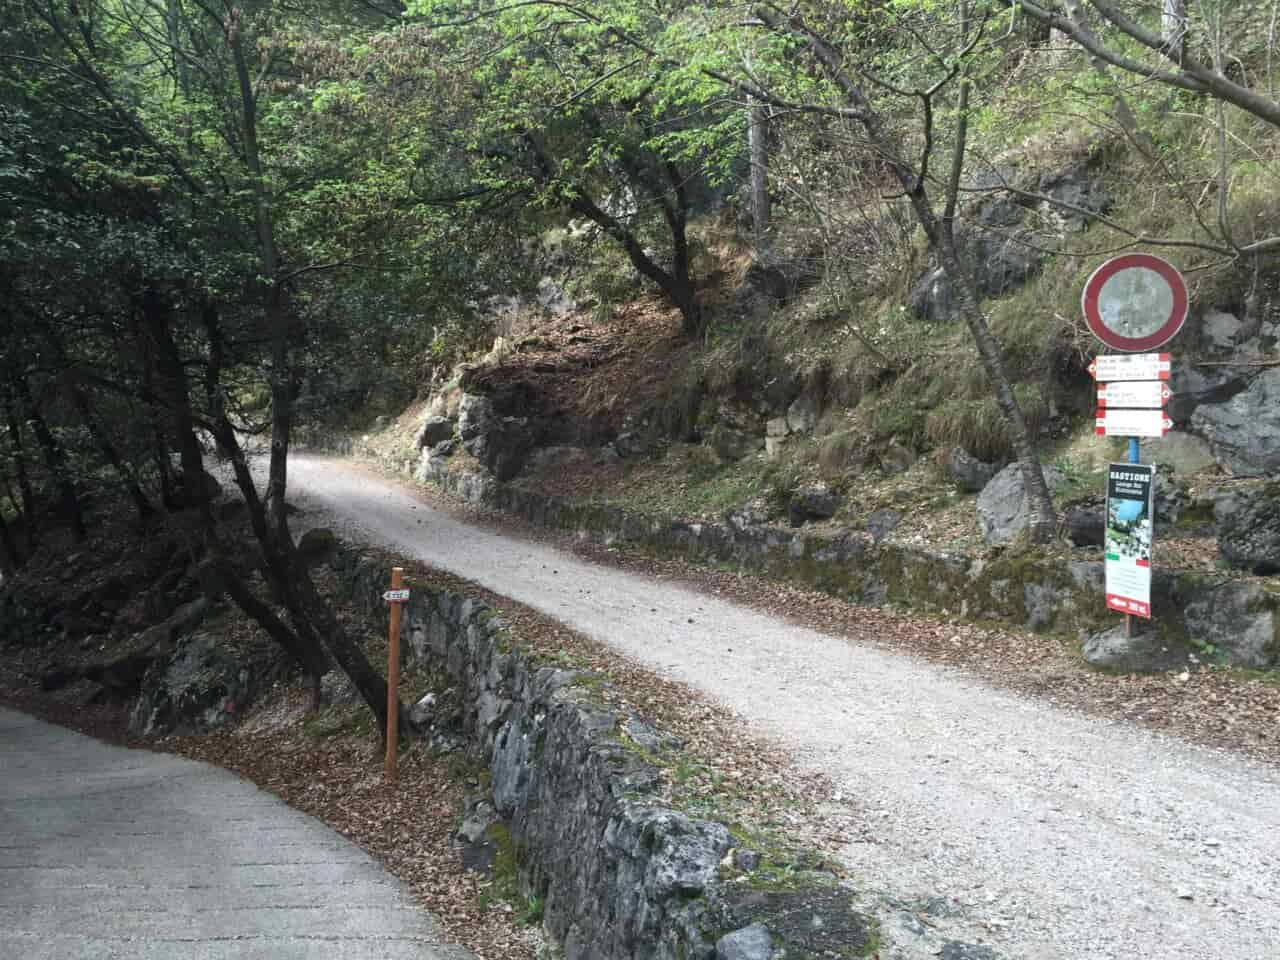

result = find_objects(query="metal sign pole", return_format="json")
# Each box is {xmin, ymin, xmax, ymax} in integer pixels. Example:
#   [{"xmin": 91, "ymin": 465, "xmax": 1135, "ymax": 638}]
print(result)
[
  {"xmin": 1127, "ymin": 440, "xmax": 1139, "ymax": 639},
  {"xmin": 385, "ymin": 566, "xmax": 404, "ymax": 784}
]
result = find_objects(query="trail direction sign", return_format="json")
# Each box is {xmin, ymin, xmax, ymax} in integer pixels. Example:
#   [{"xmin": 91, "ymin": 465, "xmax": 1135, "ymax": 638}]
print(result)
[
  {"xmin": 1096, "ymin": 381, "xmax": 1173, "ymax": 409},
  {"xmin": 1083, "ymin": 254, "xmax": 1188, "ymax": 351},
  {"xmin": 383, "ymin": 588, "xmax": 410, "ymax": 602},
  {"xmin": 1087, "ymin": 353, "xmax": 1171, "ymax": 381},
  {"xmin": 1095, "ymin": 409, "xmax": 1173, "ymax": 438}
]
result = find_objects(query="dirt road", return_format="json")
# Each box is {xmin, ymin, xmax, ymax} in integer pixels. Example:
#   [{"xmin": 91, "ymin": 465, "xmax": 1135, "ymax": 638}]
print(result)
[{"xmin": 285, "ymin": 454, "xmax": 1280, "ymax": 960}]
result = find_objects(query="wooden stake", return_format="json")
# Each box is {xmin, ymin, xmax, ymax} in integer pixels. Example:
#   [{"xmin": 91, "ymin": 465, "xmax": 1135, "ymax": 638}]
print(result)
[
  {"xmin": 1126, "ymin": 613, "xmax": 1133, "ymax": 639},
  {"xmin": 385, "ymin": 566, "xmax": 403, "ymax": 784}
]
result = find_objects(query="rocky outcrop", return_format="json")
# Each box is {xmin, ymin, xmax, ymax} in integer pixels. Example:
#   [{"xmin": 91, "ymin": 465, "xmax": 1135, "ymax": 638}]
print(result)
[
  {"xmin": 1192, "ymin": 369, "xmax": 1280, "ymax": 477},
  {"xmin": 1215, "ymin": 483, "xmax": 1280, "ymax": 574},
  {"xmin": 975, "ymin": 463, "xmax": 1064, "ymax": 545},
  {"xmin": 334, "ymin": 549, "xmax": 876, "ymax": 960},
  {"xmin": 458, "ymin": 393, "xmax": 532, "ymax": 481},
  {"xmin": 415, "ymin": 415, "xmax": 456, "ymax": 450},
  {"xmin": 910, "ymin": 161, "xmax": 1110, "ymax": 321}
]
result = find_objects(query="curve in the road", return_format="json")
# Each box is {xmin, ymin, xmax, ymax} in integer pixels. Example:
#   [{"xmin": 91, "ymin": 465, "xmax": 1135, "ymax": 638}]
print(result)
[
  {"xmin": 0, "ymin": 707, "xmax": 473, "ymax": 960},
  {"xmin": 285, "ymin": 453, "xmax": 1280, "ymax": 960}
]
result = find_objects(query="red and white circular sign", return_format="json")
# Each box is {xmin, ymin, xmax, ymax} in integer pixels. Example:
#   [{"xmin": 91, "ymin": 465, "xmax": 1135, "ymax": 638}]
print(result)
[{"xmin": 1081, "ymin": 253, "xmax": 1188, "ymax": 351}]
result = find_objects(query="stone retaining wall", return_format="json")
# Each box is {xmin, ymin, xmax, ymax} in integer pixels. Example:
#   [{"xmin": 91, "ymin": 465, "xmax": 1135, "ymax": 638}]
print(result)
[
  {"xmin": 333, "ymin": 548, "xmax": 876, "ymax": 960},
  {"xmin": 411, "ymin": 458, "xmax": 1277, "ymax": 673}
]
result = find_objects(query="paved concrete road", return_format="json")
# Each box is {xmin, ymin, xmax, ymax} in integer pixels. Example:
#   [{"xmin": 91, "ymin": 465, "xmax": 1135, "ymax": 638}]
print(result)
[
  {"xmin": 284, "ymin": 453, "xmax": 1280, "ymax": 960},
  {"xmin": 0, "ymin": 708, "xmax": 473, "ymax": 960}
]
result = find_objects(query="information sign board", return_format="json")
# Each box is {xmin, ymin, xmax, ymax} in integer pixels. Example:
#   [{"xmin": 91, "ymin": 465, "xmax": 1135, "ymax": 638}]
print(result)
[{"xmin": 1105, "ymin": 464, "xmax": 1155, "ymax": 618}]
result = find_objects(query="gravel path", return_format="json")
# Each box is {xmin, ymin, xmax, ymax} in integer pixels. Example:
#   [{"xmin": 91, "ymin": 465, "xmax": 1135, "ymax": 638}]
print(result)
[
  {"xmin": 0, "ymin": 706, "xmax": 474, "ymax": 960},
  {"xmin": 286, "ymin": 454, "xmax": 1280, "ymax": 960}
]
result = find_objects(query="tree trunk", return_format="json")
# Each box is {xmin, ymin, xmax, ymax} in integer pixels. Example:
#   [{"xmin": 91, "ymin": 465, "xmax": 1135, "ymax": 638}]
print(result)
[
  {"xmin": 748, "ymin": 96, "xmax": 772, "ymax": 260},
  {"xmin": 759, "ymin": 7, "xmax": 1057, "ymax": 540},
  {"xmin": 142, "ymin": 291, "xmax": 209, "ymax": 512},
  {"xmin": 206, "ymin": 554, "xmax": 328, "ymax": 680}
]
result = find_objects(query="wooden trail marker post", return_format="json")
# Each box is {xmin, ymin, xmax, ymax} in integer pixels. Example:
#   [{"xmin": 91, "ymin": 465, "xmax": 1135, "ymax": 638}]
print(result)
[{"xmin": 383, "ymin": 568, "xmax": 409, "ymax": 783}]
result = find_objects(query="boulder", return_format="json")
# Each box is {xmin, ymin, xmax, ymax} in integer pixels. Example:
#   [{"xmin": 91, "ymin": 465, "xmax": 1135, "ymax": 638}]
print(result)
[
  {"xmin": 1083, "ymin": 624, "xmax": 1188, "ymax": 674},
  {"xmin": 788, "ymin": 485, "xmax": 842, "ymax": 526},
  {"xmin": 785, "ymin": 394, "xmax": 819, "ymax": 435},
  {"xmin": 1184, "ymin": 582, "xmax": 1277, "ymax": 669},
  {"xmin": 717, "ymin": 923, "xmax": 774, "ymax": 960},
  {"xmin": 1190, "ymin": 368, "xmax": 1280, "ymax": 476},
  {"xmin": 1064, "ymin": 506, "xmax": 1105, "ymax": 547},
  {"xmin": 410, "ymin": 692, "xmax": 438, "ymax": 729},
  {"xmin": 976, "ymin": 463, "xmax": 1064, "ymax": 545},
  {"xmin": 943, "ymin": 446, "xmax": 1001, "ymax": 493},
  {"xmin": 415, "ymin": 415, "xmax": 455, "ymax": 450},
  {"xmin": 909, "ymin": 266, "xmax": 956, "ymax": 323},
  {"xmin": 765, "ymin": 417, "xmax": 789, "ymax": 438},
  {"xmin": 1215, "ymin": 482, "xmax": 1280, "ymax": 574}
]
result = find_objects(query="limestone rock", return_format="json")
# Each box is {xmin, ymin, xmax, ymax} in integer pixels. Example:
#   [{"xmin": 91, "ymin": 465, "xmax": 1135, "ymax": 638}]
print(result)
[
  {"xmin": 1215, "ymin": 483, "xmax": 1280, "ymax": 574},
  {"xmin": 1083, "ymin": 624, "xmax": 1187, "ymax": 674},
  {"xmin": 944, "ymin": 446, "xmax": 1001, "ymax": 493},
  {"xmin": 788, "ymin": 485, "xmax": 842, "ymax": 527},
  {"xmin": 717, "ymin": 923, "xmax": 774, "ymax": 960},
  {"xmin": 415, "ymin": 415, "xmax": 455, "ymax": 450},
  {"xmin": 410, "ymin": 692, "xmax": 437, "ymax": 729},
  {"xmin": 765, "ymin": 417, "xmax": 789, "ymax": 438},
  {"xmin": 1064, "ymin": 506, "xmax": 1105, "ymax": 547},
  {"xmin": 457, "ymin": 392, "xmax": 531, "ymax": 481},
  {"xmin": 1191, "ymin": 368, "xmax": 1280, "ymax": 476},
  {"xmin": 976, "ymin": 463, "xmax": 1064, "ymax": 545},
  {"xmin": 1200, "ymin": 309, "xmax": 1243, "ymax": 351},
  {"xmin": 1184, "ymin": 582, "xmax": 1276, "ymax": 669},
  {"xmin": 785, "ymin": 394, "xmax": 819, "ymax": 435},
  {"xmin": 866, "ymin": 508, "xmax": 901, "ymax": 544},
  {"xmin": 1142, "ymin": 433, "xmax": 1217, "ymax": 475}
]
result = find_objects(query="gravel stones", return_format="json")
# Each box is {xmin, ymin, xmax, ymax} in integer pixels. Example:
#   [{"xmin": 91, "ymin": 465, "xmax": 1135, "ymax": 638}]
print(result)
[{"xmin": 941, "ymin": 943, "xmax": 998, "ymax": 960}]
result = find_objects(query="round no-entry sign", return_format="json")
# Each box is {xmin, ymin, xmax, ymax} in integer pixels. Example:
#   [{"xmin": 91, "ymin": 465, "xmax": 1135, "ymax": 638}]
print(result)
[{"xmin": 1082, "ymin": 253, "xmax": 1188, "ymax": 351}]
